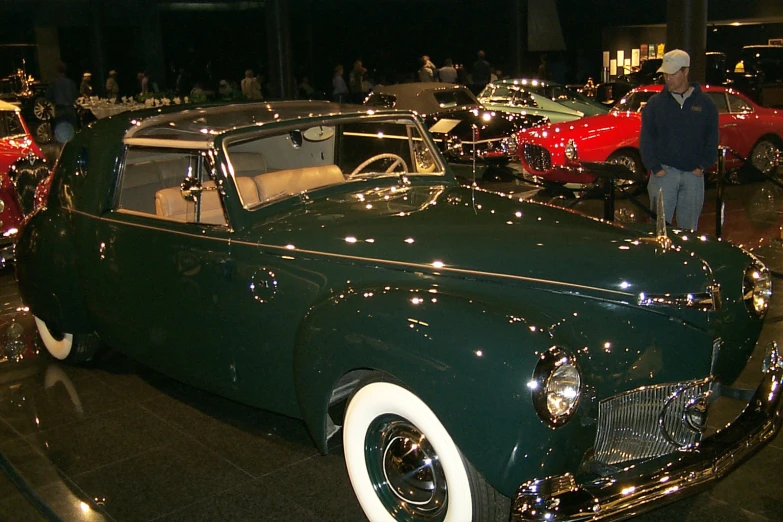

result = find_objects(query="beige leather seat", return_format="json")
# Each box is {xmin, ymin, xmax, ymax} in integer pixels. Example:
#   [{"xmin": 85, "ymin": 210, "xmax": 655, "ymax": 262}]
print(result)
[
  {"xmin": 253, "ymin": 165, "xmax": 344, "ymax": 202},
  {"xmin": 154, "ymin": 177, "xmax": 260, "ymax": 225}
]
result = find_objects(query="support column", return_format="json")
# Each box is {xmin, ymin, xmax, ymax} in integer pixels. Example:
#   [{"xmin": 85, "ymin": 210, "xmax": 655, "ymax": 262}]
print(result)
[
  {"xmin": 266, "ymin": 0, "xmax": 293, "ymax": 100},
  {"xmin": 136, "ymin": 0, "xmax": 166, "ymax": 92},
  {"xmin": 34, "ymin": 27, "xmax": 61, "ymax": 83},
  {"xmin": 666, "ymin": 0, "xmax": 708, "ymax": 84},
  {"xmin": 89, "ymin": 0, "xmax": 105, "ymax": 96},
  {"xmin": 514, "ymin": 0, "xmax": 526, "ymax": 77}
]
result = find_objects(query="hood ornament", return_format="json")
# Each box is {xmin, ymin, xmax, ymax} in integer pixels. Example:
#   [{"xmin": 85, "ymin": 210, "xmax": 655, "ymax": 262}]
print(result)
[{"xmin": 639, "ymin": 188, "xmax": 673, "ymax": 250}]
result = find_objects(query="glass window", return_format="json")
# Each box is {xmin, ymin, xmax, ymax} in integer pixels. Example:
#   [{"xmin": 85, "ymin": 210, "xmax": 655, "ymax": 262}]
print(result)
[
  {"xmin": 706, "ymin": 92, "xmax": 729, "ymax": 113},
  {"xmin": 222, "ymin": 116, "xmax": 443, "ymax": 209},
  {"xmin": 0, "ymin": 111, "xmax": 25, "ymax": 138},
  {"xmin": 432, "ymin": 89, "xmax": 478, "ymax": 109},
  {"xmin": 728, "ymin": 94, "xmax": 753, "ymax": 113},
  {"xmin": 612, "ymin": 92, "xmax": 655, "ymax": 113},
  {"xmin": 364, "ymin": 93, "xmax": 397, "ymax": 109},
  {"xmin": 118, "ymin": 148, "xmax": 224, "ymax": 225}
]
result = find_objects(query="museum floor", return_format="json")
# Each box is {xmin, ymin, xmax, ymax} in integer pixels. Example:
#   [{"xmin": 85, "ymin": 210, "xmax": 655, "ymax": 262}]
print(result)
[{"xmin": 2, "ymin": 164, "xmax": 783, "ymax": 521}]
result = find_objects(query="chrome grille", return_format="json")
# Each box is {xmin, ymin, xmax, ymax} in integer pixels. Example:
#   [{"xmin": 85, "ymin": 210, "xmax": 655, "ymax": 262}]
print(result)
[
  {"xmin": 522, "ymin": 144, "xmax": 552, "ymax": 172},
  {"xmin": 594, "ymin": 379, "xmax": 709, "ymax": 466}
]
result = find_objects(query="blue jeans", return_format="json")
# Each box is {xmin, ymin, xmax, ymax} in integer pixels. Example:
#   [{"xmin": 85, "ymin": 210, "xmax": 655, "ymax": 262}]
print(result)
[{"xmin": 647, "ymin": 165, "xmax": 704, "ymax": 231}]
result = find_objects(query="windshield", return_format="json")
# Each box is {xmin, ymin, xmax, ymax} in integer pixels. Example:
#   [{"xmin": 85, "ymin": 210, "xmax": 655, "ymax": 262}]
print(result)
[
  {"xmin": 432, "ymin": 89, "xmax": 479, "ymax": 110},
  {"xmin": 364, "ymin": 93, "xmax": 397, "ymax": 109},
  {"xmin": 0, "ymin": 110, "xmax": 25, "ymax": 138},
  {"xmin": 223, "ymin": 116, "xmax": 445, "ymax": 209},
  {"xmin": 611, "ymin": 91, "xmax": 655, "ymax": 112}
]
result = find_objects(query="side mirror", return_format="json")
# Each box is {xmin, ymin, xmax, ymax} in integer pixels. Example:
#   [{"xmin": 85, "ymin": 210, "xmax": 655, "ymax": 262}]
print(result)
[{"xmin": 180, "ymin": 177, "xmax": 202, "ymax": 203}]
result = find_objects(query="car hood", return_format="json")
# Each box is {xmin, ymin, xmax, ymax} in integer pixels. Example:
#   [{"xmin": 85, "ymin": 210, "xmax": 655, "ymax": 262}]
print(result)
[
  {"xmin": 522, "ymin": 110, "xmax": 640, "ymax": 144},
  {"xmin": 249, "ymin": 182, "xmax": 714, "ymax": 316},
  {"xmin": 424, "ymin": 109, "xmax": 546, "ymax": 139}
]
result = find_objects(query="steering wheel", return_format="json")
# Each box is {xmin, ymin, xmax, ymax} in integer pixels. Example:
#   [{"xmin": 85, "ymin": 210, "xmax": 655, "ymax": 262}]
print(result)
[{"xmin": 350, "ymin": 153, "xmax": 409, "ymax": 177}]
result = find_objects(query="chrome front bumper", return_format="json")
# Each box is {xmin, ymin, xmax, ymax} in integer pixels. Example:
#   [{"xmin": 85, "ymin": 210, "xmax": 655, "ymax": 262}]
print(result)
[{"xmin": 511, "ymin": 357, "xmax": 783, "ymax": 521}]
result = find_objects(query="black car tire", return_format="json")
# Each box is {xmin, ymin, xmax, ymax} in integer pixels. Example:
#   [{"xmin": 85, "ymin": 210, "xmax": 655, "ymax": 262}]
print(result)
[
  {"xmin": 343, "ymin": 375, "xmax": 510, "ymax": 522},
  {"xmin": 32, "ymin": 97, "xmax": 55, "ymax": 121},
  {"xmin": 34, "ymin": 316, "xmax": 101, "ymax": 364}
]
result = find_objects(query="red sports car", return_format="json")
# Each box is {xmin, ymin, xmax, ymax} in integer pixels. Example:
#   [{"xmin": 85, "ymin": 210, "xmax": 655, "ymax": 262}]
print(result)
[
  {"xmin": 518, "ymin": 85, "xmax": 783, "ymax": 186},
  {"xmin": 0, "ymin": 99, "xmax": 46, "ymax": 265}
]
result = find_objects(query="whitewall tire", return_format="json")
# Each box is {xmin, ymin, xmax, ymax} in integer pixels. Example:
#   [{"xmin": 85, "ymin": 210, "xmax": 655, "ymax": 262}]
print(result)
[
  {"xmin": 34, "ymin": 316, "xmax": 74, "ymax": 360},
  {"xmin": 343, "ymin": 380, "xmax": 474, "ymax": 522}
]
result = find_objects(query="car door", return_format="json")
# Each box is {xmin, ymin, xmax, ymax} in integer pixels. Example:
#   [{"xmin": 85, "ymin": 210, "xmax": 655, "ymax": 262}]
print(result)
[{"xmin": 83, "ymin": 147, "xmax": 238, "ymax": 396}]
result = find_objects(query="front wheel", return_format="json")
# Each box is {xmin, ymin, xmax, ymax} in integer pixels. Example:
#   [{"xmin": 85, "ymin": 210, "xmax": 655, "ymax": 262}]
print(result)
[
  {"xmin": 750, "ymin": 138, "xmax": 782, "ymax": 175},
  {"xmin": 343, "ymin": 379, "xmax": 509, "ymax": 522},
  {"xmin": 34, "ymin": 316, "xmax": 101, "ymax": 364}
]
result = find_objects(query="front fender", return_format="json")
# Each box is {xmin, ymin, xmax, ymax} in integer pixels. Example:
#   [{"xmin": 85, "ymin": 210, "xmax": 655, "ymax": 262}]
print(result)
[{"xmin": 292, "ymin": 283, "xmax": 594, "ymax": 497}]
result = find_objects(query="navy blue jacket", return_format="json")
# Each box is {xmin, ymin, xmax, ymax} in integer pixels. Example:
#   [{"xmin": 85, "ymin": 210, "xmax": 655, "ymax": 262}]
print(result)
[{"xmin": 639, "ymin": 84, "xmax": 719, "ymax": 174}]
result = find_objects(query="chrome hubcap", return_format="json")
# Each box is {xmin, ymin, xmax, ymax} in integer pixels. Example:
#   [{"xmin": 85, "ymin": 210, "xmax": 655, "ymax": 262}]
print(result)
[
  {"xmin": 366, "ymin": 415, "xmax": 448, "ymax": 520},
  {"xmin": 752, "ymin": 141, "xmax": 781, "ymax": 174},
  {"xmin": 608, "ymin": 155, "xmax": 640, "ymax": 186}
]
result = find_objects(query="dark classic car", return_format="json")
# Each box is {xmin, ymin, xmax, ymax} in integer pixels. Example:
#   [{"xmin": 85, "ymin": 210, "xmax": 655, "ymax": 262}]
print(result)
[
  {"xmin": 518, "ymin": 85, "xmax": 783, "ymax": 186},
  {"xmin": 729, "ymin": 45, "xmax": 783, "ymax": 107},
  {"xmin": 14, "ymin": 101, "xmax": 783, "ymax": 522},
  {"xmin": 364, "ymin": 82, "xmax": 547, "ymax": 165}
]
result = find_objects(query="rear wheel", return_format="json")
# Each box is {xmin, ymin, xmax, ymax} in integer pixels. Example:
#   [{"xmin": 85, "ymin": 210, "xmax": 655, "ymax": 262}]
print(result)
[
  {"xmin": 34, "ymin": 316, "xmax": 101, "ymax": 364},
  {"xmin": 343, "ymin": 377, "xmax": 510, "ymax": 522}
]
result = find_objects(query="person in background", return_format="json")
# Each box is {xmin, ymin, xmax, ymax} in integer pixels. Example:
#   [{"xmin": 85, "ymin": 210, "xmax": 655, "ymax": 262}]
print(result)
[
  {"xmin": 418, "ymin": 55, "xmax": 438, "ymax": 82},
  {"xmin": 218, "ymin": 79, "xmax": 232, "ymax": 98},
  {"xmin": 471, "ymin": 50, "xmax": 491, "ymax": 93},
  {"xmin": 137, "ymin": 71, "xmax": 149, "ymax": 96},
  {"xmin": 79, "ymin": 72, "xmax": 93, "ymax": 97},
  {"xmin": 241, "ymin": 69, "xmax": 263, "ymax": 100},
  {"xmin": 298, "ymin": 76, "xmax": 315, "ymax": 99},
  {"xmin": 332, "ymin": 64, "xmax": 348, "ymax": 103},
  {"xmin": 640, "ymin": 49, "xmax": 719, "ymax": 231},
  {"xmin": 105, "ymin": 70, "xmax": 119, "ymax": 100},
  {"xmin": 349, "ymin": 59, "xmax": 367, "ymax": 103},
  {"xmin": 46, "ymin": 61, "xmax": 78, "ymax": 144},
  {"xmin": 438, "ymin": 58, "xmax": 458, "ymax": 83}
]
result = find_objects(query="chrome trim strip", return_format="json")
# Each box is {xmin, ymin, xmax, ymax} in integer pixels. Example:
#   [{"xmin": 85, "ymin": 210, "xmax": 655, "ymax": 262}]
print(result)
[
  {"xmin": 69, "ymin": 208, "xmax": 634, "ymax": 298},
  {"xmin": 122, "ymin": 137, "xmax": 213, "ymax": 150},
  {"xmin": 638, "ymin": 284, "xmax": 721, "ymax": 312}
]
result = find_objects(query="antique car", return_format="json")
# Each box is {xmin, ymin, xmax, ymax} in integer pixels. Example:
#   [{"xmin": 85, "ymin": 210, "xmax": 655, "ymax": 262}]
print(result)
[
  {"xmin": 14, "ymin": 101, "xmax": 783, "ymax": 522},
  {"xmin": 729, "ymin": 45, "xmax": 783, "ymax": 107},
  {"xmin": 0, "ymin": 99, "xmax": 46, "ymax": 266},
  {"xmin": 364, "ymin": 82, "xmax": 547, "ymax": 165},
  {"xmin": 0, "ymin": 69, "xmax": 54, "ymax": 144},
  {"xmin": 482, "ymin": 79, "xmax": 609, "ymax": 119},
  {"xmin": 518, "ymin": 85, "xmax": 783, "ymax": 186},
  {"xmin": 478, "ymin": 80, "xmax": 606, "ymax": 124}
]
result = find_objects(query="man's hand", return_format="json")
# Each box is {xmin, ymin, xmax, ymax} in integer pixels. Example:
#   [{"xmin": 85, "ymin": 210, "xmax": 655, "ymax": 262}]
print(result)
[
  {"xmin": 692, "ymin": 168, "xmax": 703, "ymax": 176},
  {"xmin": 655, "ymin": 169, "xmax": 666, "ymax": 177}
]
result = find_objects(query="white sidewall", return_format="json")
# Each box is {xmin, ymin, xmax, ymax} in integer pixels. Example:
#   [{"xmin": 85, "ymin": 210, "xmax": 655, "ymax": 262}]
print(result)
[
  {"xmin": 343, "ymin": 381, "xmax": 473, "ymax": 522},
  {"xmin": 34, "ymin": 316, "xmax": 73, "ymax": 360}
]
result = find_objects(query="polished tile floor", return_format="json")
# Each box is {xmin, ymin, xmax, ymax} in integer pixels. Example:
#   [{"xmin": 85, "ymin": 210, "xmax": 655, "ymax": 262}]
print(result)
[{"xmin": 2, "ymin": 167, "xmax": 783, "ymax": 521}]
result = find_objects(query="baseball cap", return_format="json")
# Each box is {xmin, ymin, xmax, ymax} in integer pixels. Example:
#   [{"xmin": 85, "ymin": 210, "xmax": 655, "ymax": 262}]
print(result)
[{"xmin": 657, "ymin": 50, "xmax": 690, "ymax": 74}]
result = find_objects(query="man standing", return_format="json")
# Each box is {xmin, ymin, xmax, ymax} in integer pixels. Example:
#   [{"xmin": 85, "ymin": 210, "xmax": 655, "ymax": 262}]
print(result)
[
  {"xmin": 640, "ymin": 49, "xmax": 719, "ymax": 231},
  {"xmin": 471, "ymin": 50, "xmax": 491, "ymax": 94},
  {"xmin": 46, "ymin": 62, "xmax": 78, "ymax": 144},
  {"xmin": 79, "ymin": 72, "xmax": 93, "ymax": 97},
  {"xmin": 438, "ymin": 59, "xmax": 458, "ymax": 83},
  {"xmin": 105, "ymin": 70, "xmax": 119, "ymax": 100}
]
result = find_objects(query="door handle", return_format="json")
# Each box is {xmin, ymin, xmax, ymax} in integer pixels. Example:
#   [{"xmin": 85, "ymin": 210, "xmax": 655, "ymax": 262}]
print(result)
[{"xmin": 723, "ymin": 124, "xmax": 737, "ymax": 128}]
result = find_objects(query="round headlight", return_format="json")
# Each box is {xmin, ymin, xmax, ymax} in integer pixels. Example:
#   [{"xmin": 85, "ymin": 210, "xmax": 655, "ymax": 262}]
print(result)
[
  {"xmin": 564, "ymin": 139, "xmax": 578, "ymax": 161},
  {"xmin": 743, "ymin": 258, "xmax": 772, "ymax": 318},
  {"xmin": 532, "ymin": 347, "xmax": 582, "ymax": 428}
]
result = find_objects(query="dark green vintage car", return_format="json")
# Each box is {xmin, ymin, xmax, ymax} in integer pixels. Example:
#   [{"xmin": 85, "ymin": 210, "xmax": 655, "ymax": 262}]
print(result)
[{"xmin": 14, "ymin": 101, "xmax": 783, "ymax": 522}]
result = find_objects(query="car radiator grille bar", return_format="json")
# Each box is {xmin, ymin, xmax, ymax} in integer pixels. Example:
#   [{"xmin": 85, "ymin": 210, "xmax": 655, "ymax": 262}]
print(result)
[
  {"xmin": 522, "ymin": 144, "xmax": 552, "ymax": 172},
  {"xmin": 594, "ymin": 380, "xmax": 708, "ymax": 466}
]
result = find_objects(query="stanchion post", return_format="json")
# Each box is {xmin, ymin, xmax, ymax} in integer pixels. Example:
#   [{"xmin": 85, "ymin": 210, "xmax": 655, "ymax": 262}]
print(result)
[
  {"xmin": 603, "ymin": 176, "xmax": 615, "ymax": 221},
  {"xmin": 715, "ymin": 146, "xmax": 727, "ymax": 238}
]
